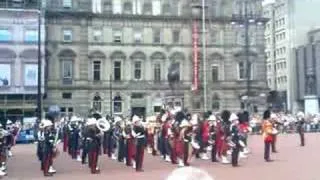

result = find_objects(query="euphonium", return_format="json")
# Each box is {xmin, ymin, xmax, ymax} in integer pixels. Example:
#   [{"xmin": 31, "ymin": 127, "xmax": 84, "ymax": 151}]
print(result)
[
  {"xmin": 0, "ymin": 129, "xmax": 7, "ymax": 139},
  {"xmin": 96, "ymin": 117, "xmax": 110, "ymax": 132}
]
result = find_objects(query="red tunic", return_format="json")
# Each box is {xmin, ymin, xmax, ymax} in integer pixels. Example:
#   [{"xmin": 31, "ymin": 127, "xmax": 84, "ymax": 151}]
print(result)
[{"xmin": 201, "ymin": 121, "xmax": 210, "ymax": 143}]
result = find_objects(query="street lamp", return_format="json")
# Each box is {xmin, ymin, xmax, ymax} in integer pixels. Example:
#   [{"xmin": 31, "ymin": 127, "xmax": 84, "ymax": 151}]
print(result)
[
  {"xmin": 232, "ymin": 0, "xmax": 263, "ymax": 112},
  {"xmin": 37, "ymin": 0, "xmax": 42, "ymax": 120},
  {"xmin": 191, "ymin": 0, "xmax": 208, "ymax": 112},
  {"xmin": 109, "ymin": 74, "xmax": 113, "ymax": 117}
]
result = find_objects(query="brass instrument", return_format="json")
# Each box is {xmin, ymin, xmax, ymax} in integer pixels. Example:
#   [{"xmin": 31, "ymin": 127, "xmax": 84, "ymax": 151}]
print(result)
[
  {"xmin": 0, "ymin": 129, "xmax": 8, "ymax": 139},
  {"xmin": 96, "ymin": 118, "xmax": 111, "ymax": 132}
]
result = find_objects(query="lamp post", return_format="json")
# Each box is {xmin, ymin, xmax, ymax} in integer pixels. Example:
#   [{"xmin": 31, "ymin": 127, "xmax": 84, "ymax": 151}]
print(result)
[
  {"xmin": 233, "ymin": 0, "xmax": 263, "ymax": 112},
  {"xmin": 191, "ymin": 0, "xmax": 207, "ymax": 112},
  {"xmin": 201, "ymin": 0, "xmax": 208, "ymax": 112},
  {"xmin": 37, "ymin": 0, "xmax": 42, "ymax": 120},
  {"xmin": 109, "ymin": 74, "xmax": 113, "ymax": 117}
]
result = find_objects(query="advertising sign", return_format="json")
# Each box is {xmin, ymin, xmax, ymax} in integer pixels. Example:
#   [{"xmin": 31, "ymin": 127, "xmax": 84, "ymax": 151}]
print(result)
[
  {"xmin": 24, "ymin": 64, "xmax": 38, "ymax": 86},
  {"xmin": 0, "ymin": 64, "xmax": 11, "ymax": 87},
  {"xmin": 192, "ymin": 21, "xmax": 199, "ymax": 93}
]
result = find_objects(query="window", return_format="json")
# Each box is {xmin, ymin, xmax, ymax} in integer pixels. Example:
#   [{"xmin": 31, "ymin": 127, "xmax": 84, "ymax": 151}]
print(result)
[
  {"xmin": 63, "ymin": 29, "xmax": 72, "ymax": 42},
  {"xmin": 93, "ymin": 29, "xmax": 102, "ymax": 42},
  {"xmin": 154, "ymin": 63, "xmax": 161, "ymax": 82},
  {"xmin": 92, "ymin": 0, "xmax": 102, "ymax": 13},
  {"xmin": 237, "ymin": 31, "xmax": 245, "ymax": 45},
  {"xmin": 68, "ymin": 107, "xmax": 74, "ymax": 113},
  {"xmin": 212, "ymin": 65, "xmax": 219, "ymax": 82},
  {"xmin": 113, "ymin": 0, "xmax": 122, "ymax": 14},
  {"xmin": 193, "ymin": 100, "xmax": 201, "ymax": 110},
  {"xmin": 24, "ymin": 29, "xmax": 38, "ymax": 42},
  {"xmin": 134, "ymin": 61, "xmax": 142, "ymax": 80},
  {"xmin": 93, "ymin": 93, "xmax": 102, "ymax": 112},
  {"xmin": 211, "ymin": 31, "xmax": 218, "ymax": 44},
  {"xmin": 93, "ymin": 61, "xmax": 101, "ymax": 81},
  {"xmin": 113, "ymin": 29, "xmax": 122, "ymax": 43},
  {"xmin": 62, "ymin": 60, "xmax": 73, "ymax": 81},
  {"xmin": 133, "ymin": 0, "xmax": 142, "ymax": 14},
  {"xmin": 133, "ymin": 29, "xmax": 143, "ymax": 43},
  {"xmin": 212, "ymin": 94, "xmax": 220, "ymax": 110},
  {"xmin": 172, "ymin": 30, "xmax": 180, "ymax": 43},
  {"xmin": 62, "ymin": 93, "xmax": 72, "ymax": 99},
  {"xmin": 238, "ymin": 62, "xmax": 246, "ymax": 80},
  {"xmin": 131, "ymin": 93, "xmax": 144, "ymax": 99},
  {"xmin": 113, "ymin": 95, "xmax": 122, "ymax": 113},
  {"xmin": 0, "ymin": 29, "xmax": 12, "ymax": 42},
  {"xmin": 309, "ymin": 35, "xmax": 314, "ymax": 43},
  {"xmin": 114, "ymin": 61, "xmax": 121, "ymax": 81},
  {"xmin": 152, "ymin": 0, "xmax": 161, "ymax": 15},
  {"xmin": 104, "ymin": 2, "xmax": 112, "ymax": 13},
  {"xmin": 123, "ymin": 2, "xmax": 132, "ymax": 14},
  {"xmin": 63, "ymin": 0, "xmax": 72, "ymax": 8},
  {"xmin": 153, "ymin": 29, "xmax": 161, "ymax": 43},
  {"xmin": 238, "ymin": 62, "xmax": 252, "ymax": 80},
  {"xmin": 143, "ymin": 2, "xmax": 152, "ymax": 15},
  {"xmin": 154, "ymin": 106, "xmax": 161, "ymax": 113},
  {"xmin": 0, "ymin": 64, "xmax": 11, "ymax": 87},
  {"xmin": 162, "ymin": 3, "xmax": 171, "ymax": 15}
]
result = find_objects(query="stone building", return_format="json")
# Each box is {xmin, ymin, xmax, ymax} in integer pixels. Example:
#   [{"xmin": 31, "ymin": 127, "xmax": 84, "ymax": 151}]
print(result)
[
  {"xmin": 0, "ymin": 0, "xmax": 45, "ymax": 119},
  {"xmin": 44, "ymin": 0, "xmax": 268, "ymax": 116},
  {"xmin": 295, "ymin": 28, "xmax": 320, "ymax": 114}
]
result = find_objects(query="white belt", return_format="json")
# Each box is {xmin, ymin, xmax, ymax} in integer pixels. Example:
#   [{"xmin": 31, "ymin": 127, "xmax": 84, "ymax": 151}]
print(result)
[{"xmin": 136, "ymin": 135, "xmax": 145, "ymax": 139}]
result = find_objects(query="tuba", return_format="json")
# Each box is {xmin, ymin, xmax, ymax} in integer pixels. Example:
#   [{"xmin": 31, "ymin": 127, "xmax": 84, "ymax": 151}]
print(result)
[
  {"xmin": 0, "ymin": 129, "xmax": 8, "ymax": 139},
  {"xmin": 96, "ymin": 117, "xmax": 110, "ymax": 132}
]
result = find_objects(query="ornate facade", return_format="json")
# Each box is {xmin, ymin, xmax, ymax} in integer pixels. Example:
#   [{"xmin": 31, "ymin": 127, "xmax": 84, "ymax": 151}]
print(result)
[
  {"xmin": 44, "ymin": 0, "xmax": 268, "ymax": 116},
  {"xmin": 0, "ymin": 1, "xmax": 45, "ymax": 119}
]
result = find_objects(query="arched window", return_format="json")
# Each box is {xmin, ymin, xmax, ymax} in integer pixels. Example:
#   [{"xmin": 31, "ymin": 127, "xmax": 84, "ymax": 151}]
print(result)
[
  {"xmin": 93, "ymin": 93, "xmax": 102, "ymax": 112},
  {"xmin": 113, "ymin": 95, "xmax": 122, "ymax": 113},
  {"xmin": 123, "ymin": 2, "xmax": 133, "ymax": 14},
  {"xmin": 212, "ymin": 94, "xmax": 220, "ymax": 110},
  {"xmin": 162, "ymin": 3, "xmax": 171, "ymax": 15}
]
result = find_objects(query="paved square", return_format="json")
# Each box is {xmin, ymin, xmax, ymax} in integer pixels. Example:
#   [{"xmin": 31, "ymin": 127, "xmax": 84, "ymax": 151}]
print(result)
[{"xmin": 7, "ymin": 134, "xmax": 320, "ymax": 180}]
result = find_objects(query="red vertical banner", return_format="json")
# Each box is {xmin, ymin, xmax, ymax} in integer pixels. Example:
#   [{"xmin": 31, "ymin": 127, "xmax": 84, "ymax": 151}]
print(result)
[{"xmin": 192, "ymin": 21, "xmax": 199, "ymax": 93}]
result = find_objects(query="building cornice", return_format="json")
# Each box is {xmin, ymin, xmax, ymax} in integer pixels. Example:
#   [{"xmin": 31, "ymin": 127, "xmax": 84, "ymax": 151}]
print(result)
[
  {"xmin": 45, "ymin": 40, "xmax": 266, "ymax": 50},
  {"xmin": 45, "ymin": 10, "xmax": 267, "ymax": 24}
]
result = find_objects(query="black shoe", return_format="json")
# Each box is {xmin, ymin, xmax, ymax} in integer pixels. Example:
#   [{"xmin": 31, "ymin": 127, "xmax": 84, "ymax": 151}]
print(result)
[
  {"xmin": 265, "ymin": 159, "xmax": 273, "ymax": 162},
  {"xmin": 44, "ymin": 173, "xmax": 53, "ymax": 177}
]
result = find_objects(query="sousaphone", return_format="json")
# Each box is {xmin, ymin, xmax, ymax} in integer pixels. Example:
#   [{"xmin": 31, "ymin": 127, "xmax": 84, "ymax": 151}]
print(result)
[{"xmin": 96, "ymin": 117, "xmax": 110, "ymax": 132}]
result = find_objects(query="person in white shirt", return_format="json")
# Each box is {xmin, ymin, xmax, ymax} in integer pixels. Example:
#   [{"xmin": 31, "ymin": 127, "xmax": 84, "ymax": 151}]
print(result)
[{"xmin": 166, "ymin": 167, "xmax": 214, "ymax": 180}]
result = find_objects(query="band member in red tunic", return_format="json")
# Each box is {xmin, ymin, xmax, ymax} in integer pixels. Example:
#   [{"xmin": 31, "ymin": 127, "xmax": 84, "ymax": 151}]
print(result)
[
  {"xmin": 0, "ymin": 124, "xmax": 8, "ymax": 177},
  {"xmin": 200, "ymin": 116, "xmax": 210, "ymax": 160},
  {"xmin": 161, "ymin": 113, "xmax": 172, "ymax": 162},
  {"xmin": 123, "ymin": 121, "xmax": 135, "ymax": 167},
  {"xmin": 132, "ymin": 115, "xmax": 146, "ymax": 172},
  {"xmin": 207, "ymin": 115, "xmax": 218, "ymax": 162},
  {"xmin": 262, "ymin": 110, "xmax": 274, "ymax": 162},
  {"xmin": 220, "ymin": 110, "xmax": 231, "ymax": 164},
  {"xmin": 179, "ymin": 119, "xmax": 192, "ymax": 166},
  {"xmin": 39, "ymin": 120, "xmax": 56, "ymax": 176},
  {"xmin": 86, "ymin": 118, "xmax": 101, "ymax": 174},
  {"xmin": 62, "ymin": 117, "xmax": 69, "ymax": 152},
  {"xmin": 270, "ymin": 113, "xmax": 280, "ymax": 153},
  {"xmin": 5, "ymin": 120, "xmax": 14, "ymax": 157}
]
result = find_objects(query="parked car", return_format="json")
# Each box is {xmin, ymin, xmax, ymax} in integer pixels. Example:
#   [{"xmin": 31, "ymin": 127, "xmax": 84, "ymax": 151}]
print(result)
[{"xmin": 16, "ymin": 117, "xmax": 37, "ymax": 143}]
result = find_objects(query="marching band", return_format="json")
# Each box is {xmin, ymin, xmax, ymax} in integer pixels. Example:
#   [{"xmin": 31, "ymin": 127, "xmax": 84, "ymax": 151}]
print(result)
[{"xmin": 0, "ymin": 106, "xmax": 309, "ymax": 178}]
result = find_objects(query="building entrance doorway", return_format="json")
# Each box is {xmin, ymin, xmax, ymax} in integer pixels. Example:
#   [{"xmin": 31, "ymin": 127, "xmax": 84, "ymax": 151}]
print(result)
[{"xmin": 131, "ymin": 107, "xmax": 146, "ymax": 120}]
